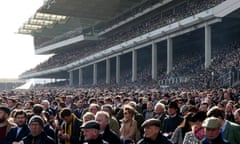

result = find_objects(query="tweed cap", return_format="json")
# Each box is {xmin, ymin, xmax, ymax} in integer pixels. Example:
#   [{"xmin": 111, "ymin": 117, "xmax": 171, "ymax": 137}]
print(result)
[
  {"xmin": 202, "ymin": 117, "xmax": 221, "ymax": 129},
  {"xmin": 141, "ymin": 118, "xmax": 161, "ymax": 128},
  {"xmin": 81, "ymin": 120, "xmax": 100, "ymax": 130}
]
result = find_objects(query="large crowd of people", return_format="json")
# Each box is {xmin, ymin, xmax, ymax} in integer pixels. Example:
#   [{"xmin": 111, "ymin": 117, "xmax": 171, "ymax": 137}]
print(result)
[
  {"xmin": 10, "ymin": 1, "xmax": 240, "ymax": 143},
  {"xmin": 0, "ymin": 84, "xmax": 240, "ymax": 144}
]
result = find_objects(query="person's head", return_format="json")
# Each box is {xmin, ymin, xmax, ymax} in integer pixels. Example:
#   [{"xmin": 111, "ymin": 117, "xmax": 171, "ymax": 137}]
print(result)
[
  {"xmin": 41, "ymin": 100, "xmax": 50, "ymax": 110},
  {"xmin": 88, "ymin": 103, "xmax": 100, "ymax": 115},
  {"xmin": 81, "ymin": 120, "xmax": 100, "ymax": 141},
  {"xmin": 202, "ymin": 117, "xmax": 222, "ymax": 141},
  {"xmin": 154, "ymin": 102, "xmax": 165, "ymax": 115},
  {"xmin": 95, "ymin": 111, "xmax": 110, "ymax": 132},
  {"xmin": 0, "ymin": 105, "xmax": 10, "ymax": 123},
  {"xmin": 199, "ymin": 102, "xmax": 208, "ymax": 112},
  {"xmin": 24, "ymin": 101, "xmax": 34, "ymax": 110},
  {"xmin": 101, "ymin": 104, "xmax": 113, "ymax": 116},
  {"xmin": 77, "ymin": 99, "xmax": 83, "ymax": 108},
  {"xmin": 191, "ymin": 111, "xmax": 207, "ymax": 129},
  {"xmin": 83, "ymin": 112, "xmax": 95, "ymax": 123},
  {"xmin": 65, "ymin": 95, "xmax": 73, "ymax": 104},
  {"xmin": 14, "ymin": 109, "xmax": 27, "ymax": 127},
  {"xmin": 60, "ymin": 108, "xmax": 73, "ymax": 124},
  {"xmin": 28, "ymin": 115, "xmax": 44, "ymax": 136},
  {"xmin": 33, "ymin": 104, "xmax": 44, "ymax": 115},
  {"xmin": 225, "ymin": 102, "xmax": 233, "ymax": 113},
  {"xmin": 207, "ymin": 106, "xmax": 225, "ymax": 123},
  {"xmin": 234, "ymin": 108, "xmax": 240, "ymax": 124},
  {"xmin": 123, "ymin": 105, "xmax": 135, "ymax": 119},
  {"xmin": 167, "ymin": 101, "xmax": 179, "ymax": 116},
  {"xmin": 7, "ymin": 98, "xmax": 17, "ymax": 108},
  {"xmin": 141, "ymin": 119, "xmax": 161, "ymax": 140},
  {"xmin": 146, "ymin": 101, "xmax": 154, "ymax": 111},
  {"xmin": 180, "ymin": 105, "xmax": 189, "ymax": 116}
]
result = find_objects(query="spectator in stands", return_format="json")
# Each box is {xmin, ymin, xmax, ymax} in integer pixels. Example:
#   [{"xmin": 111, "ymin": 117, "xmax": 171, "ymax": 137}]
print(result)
[
  {"xmin": 81, "ymin": 120, "xmax": 108, "ymax": 144},
  {"xmin": 154, "ymin": 102, "xmax": 167, "ymax": 131},
  {"xmin": 170, "ymin": 112, "xmax": 194, "ymax": 144},
  {"xmin": 7, "ymin": 98, "xmax": 17, "ymax": 112},
  {"xmin": 65, "ymin": 95, "xmax": 77, "ymax": 111},
  {"xmin": 73, "ymin": 99, "xmax": 84, "ymax": 119},
  {"xmin": 95, "ymin": 111, "xmax": 121, "ymax": 144},
  {"xmin": 0, "ymin": 106, "xmax": 15, "ymax": 142},
  {"xmin": 234, "ymin": 108, "xmax": 240, "ymax": 124},
  {"xmin": 201, "ymin": 117, "xmax": 230, "ymax": 144},
  {"xmin": 22, "ymin": 115, "xmax": 55, "ymax": 144},
  {"xmin": 120, "ymin": 105, "xmax": 140, "ymax": 144},
  {"xmin": 207, "ymin": 106, "xmax": 240, "ymax": 144},
  {"xmin": 143, "ymin": 101, "xmax": 154, "ymax": 120},
  {"xmin": 163, "ymin": 101, "xmax": 183, "ymax": 138},
  {"xmin": 59, "ymin": 108, "xmax": 82, "ymax": 144},
  {"xmin": 3, "ymin": 110, "xmax": 30, "ymax": 144},
  {"xmin": 183, "ymin": 111, "xmax": 207, "ymax": 144},
  {"xmin": 137, "ymin": 118, "xmax": 172, "ymax": 144}
]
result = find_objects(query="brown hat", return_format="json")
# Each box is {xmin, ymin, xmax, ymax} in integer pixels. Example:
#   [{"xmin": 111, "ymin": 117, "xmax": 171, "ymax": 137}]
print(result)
[{"xmin": 141, "ymin": 118, "xmax": 161, "ymax": 128}]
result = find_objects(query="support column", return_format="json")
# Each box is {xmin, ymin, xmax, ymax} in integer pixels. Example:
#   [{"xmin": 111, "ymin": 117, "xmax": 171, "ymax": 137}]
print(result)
[
  {"xmin": 116, "ymin": 56, "xmax": 120, "ymax": 84},
  {"xmin": 167, "ymin": 38, "xmax": 173, "ymax": 74},
  {"xmin": 205, "ymin": 24, "xmax": 211, "ymax": 68},
  {"xmin": 132, "ymin": 50, "xmax": 137, "ymax": 82},
  {"xmin": 106, "ymin": 59, "xmax": 110, "ymax": 84},
  {"xmin": 69, "ymin": 71, "xmax": 73, "ymax": 86},
  {"xmin": 152, "ymin": 43, "xmax": 157, "ymax": 80},
  {"xmin": 79, "ymin": 68, "xmax": 83, "ymax": 86},
  {"xmin": 93, "ymin": 64, "xmax": 97, "ymax": 85}
]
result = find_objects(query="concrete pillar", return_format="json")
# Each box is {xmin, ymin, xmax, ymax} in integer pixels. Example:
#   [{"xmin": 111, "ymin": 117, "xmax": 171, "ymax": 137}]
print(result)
[
  {"xmin": 152, "ymin": 43, "xmax": 157, "ymax": 80},
  {"xmin": 132, "ymin": 50, "xmax": 137, "ymax": 82},
  {"xmin": 205, "ymin": 24, "xmax": 211, "ymax": 68},
  {"xmin": 93, "ymin": 63, "xmax": 97, "ymax": 85},
  {"xmin": 167, "ymin": 38, "xmax": 173, "ymax": 74},
  {"xmin": 116, "ymin": 56, "xmax": 120, "ymax": 84},
  {"xmin": 69, "ymin": 71, "xmax": 73, "ymax": 86},
  {"xmin": 79, "ymin": 68, "xmax": 83, "ymax": 86},
  {"xmin": 106, "ymin": 59, "xmax": 110, "ymax": 84}
]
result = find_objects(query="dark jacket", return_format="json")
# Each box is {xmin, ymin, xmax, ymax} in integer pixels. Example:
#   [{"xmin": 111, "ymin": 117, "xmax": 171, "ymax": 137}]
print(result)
[
  {"xmin": 102, "ymin": 125, "xmax": 121, "ymax": 144},
  {"xmin": 61, "ymin": 116, "xmax": 83, "ymax": 144},
  {"xmin": 2, "ymin": 124, "xmax": 30, "ymax": 144},
  {"xmin": 137, "ymin": 133, "xmax": 172, "ymax": 144},
  {"xmin": 22, "ymin": 132, "xmax": 56, "ymax": 144},
  {"xmin": 84, "ymin": 135, "xmax": 108, "ymax": 144},
  {"xmin": 202, "ymin": 134, "xmax": 230, "ymax": 144}
]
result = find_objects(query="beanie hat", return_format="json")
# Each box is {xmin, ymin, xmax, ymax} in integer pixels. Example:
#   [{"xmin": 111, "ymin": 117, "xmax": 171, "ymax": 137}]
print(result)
[{"xmin": 28, "ymin": 115, "xmax": 44, "ymax": 128}]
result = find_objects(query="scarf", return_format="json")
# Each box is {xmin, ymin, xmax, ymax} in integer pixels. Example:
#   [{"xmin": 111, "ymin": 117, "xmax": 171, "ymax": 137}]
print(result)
[
  {"xmin": 193, "ymin": 126, "xmax": 204, "ymax": 140},
  {"xmin": 65, "ymin": 114, "xmax": 77, "ymax": 144}
]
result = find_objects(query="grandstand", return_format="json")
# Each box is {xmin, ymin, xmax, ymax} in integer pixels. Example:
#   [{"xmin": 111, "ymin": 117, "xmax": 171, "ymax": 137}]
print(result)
[
  {"xmin": 18, "ymin": 0, "xmax": 240, "ymax": 89},
  {"xmin": 0, "ymin": 79, "xmax": 25, "ymax": 90}
]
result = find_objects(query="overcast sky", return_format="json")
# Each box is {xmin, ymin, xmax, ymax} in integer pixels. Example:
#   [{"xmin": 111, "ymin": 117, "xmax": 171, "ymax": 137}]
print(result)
[{"xmin": 0, "ymin": 0, "xmax": 51, "ymax": 79}]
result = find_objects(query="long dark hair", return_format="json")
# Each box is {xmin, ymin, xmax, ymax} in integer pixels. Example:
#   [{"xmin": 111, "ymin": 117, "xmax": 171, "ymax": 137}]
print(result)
[{"xmin": 178, "ymin": 112, "xmax": 194, "ymax": 138}]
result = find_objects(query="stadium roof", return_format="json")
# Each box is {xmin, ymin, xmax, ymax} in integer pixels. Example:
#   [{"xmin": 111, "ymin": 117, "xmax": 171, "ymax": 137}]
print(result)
[{"xmin": 18, "ymin": 0, "xmax": 146, "ymax": 37}]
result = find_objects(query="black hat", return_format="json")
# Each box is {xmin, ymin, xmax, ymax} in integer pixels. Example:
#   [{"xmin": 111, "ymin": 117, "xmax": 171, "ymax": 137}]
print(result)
[
  {"xmin": 28, "ymin": 115, "xmax": 44, "ymax": 128},
  {"xmin": 141, "ymin": 118, "xmax": 161, "ymax": 128},
  {"xmin": 81, "ymin": 120, "xmax": 100, "ymax": 130},
  {"xmin": 0, "ymin": 105, "xmax": 10, "ymax": 115}
]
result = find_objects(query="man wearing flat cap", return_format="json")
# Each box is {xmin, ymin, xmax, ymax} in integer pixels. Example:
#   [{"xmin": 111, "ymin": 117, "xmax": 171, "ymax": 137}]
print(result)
[
  {"xmin": 137, "ymin": 118, "xmax": 172, "ymax": 144},
  {"xmin": 0, "ymin": 105, "xmax": 15, "ymax": 142},
  {"xmin": 81, "ymin": 120, "xmax": 109, "ymax": 144},
  {"xmin": 201, "ymin": 117, "xmax": 230, "ymax": 144}
]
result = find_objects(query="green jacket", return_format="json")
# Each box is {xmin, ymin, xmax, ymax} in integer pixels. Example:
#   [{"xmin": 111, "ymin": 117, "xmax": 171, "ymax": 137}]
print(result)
[{"xmin": 223, "ymin": 120, "xmax": 240, "ymax": 144}]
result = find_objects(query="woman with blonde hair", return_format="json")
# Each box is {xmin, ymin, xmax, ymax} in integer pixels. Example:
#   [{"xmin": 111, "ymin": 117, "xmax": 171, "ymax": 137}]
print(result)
[{"xmin": 120, "ymin": 104, "xmax": 139, "ymax": 144}]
